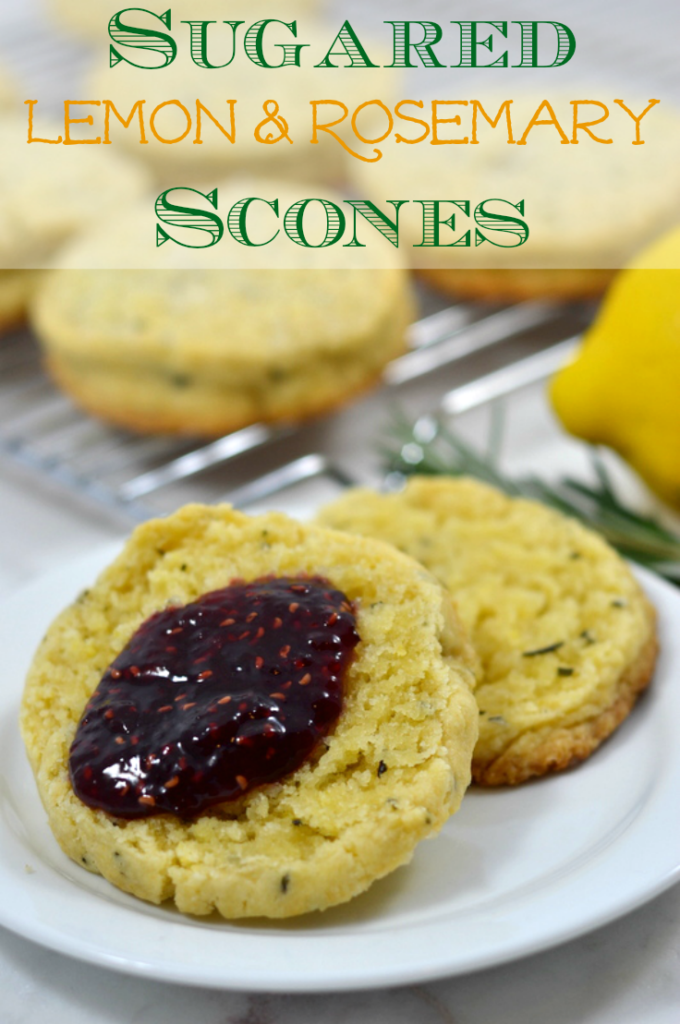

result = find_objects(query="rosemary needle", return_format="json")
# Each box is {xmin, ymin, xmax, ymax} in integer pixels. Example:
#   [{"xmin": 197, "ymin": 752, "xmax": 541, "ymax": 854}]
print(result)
[{"xmin": 381, "ymin": 410, "xmax": 680, "ymax": 585}]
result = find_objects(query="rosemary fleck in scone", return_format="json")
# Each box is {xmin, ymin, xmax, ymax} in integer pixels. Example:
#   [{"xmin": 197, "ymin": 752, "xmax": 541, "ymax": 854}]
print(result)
[
  {"xmin": 318, "ymin": 477, "xmax": 657, "ymax": 786},
  {"xmin": 21, "ymin": 504, "xmax": 478, "ymax": 918}
]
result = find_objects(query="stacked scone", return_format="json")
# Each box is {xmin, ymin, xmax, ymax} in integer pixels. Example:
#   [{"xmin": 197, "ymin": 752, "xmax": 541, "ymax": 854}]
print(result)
[
  {"xmin": 0, "ymin": 113, "xmax": 150, "ymax": 334},
  {"xmin": 21, "ymin": 477, "xmax": 656, "ymax": 918},
  {"xmin": 30, "ymin": 179, "xmax": 414, "ymax": 436}
]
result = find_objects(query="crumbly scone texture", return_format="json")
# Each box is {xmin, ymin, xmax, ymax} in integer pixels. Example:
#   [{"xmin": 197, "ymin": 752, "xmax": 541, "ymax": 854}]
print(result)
[
  {"xmin": 317, "ymin": 477, "xmax": 657, "ymax": 786},
  {"xmin": 33, "ymin": 268, "xmax": 413, "ymax": 435},
  {"xmin": 21, "ymin": 504, "xmax": 478, "ymax": 918}
]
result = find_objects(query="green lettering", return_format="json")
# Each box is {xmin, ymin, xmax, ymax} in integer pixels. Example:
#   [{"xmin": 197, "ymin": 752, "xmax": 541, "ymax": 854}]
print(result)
[
  {"xmin": 513, "ymin": 22, "xmax": 576, "ymax": 67},
  {"xmin": 414, "ymin": 201, "xmax": 470, "ymax": 247},
  {"xmin": 109, "ymin": 8, "xmax": 176, "ymax": 69},
  {"xmin": 450, "ymin": 21, "xmax": 508, "ymax": 68},
  {"xmin": 385, "ymin": 21, "xmax": 445, "ymax": 68},
  {"xmin": 182, "ymin": 20, "xmax": 244, "ymax": 69},
  {"xmin": 227, "ymin": 198, "xmax": 280, "ymax": 246},
  {"xmin": 315, "ymin": 20, "xmax": 379, "ymax": 68},
  {"xmin": 284, "ymin": 199, "xmax": 346, "ymax": 247},
  {"xmin": 155, "ymin": 187, "xmax": 223, "ymax": 249},
  {"xmin": 343, "ymin": 200, "xmax": 407, "ymax": 247},
  {"xmin": 474, "ymin": 199, "xmax": 529, "ymax": 247},
  {"xmin": 244, "ymin": 20, "xmax": 308, "ymax": 68}
]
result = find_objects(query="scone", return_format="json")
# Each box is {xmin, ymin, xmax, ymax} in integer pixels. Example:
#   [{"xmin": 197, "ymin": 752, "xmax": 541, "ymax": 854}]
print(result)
[
  {"xmin": 418, "ymin": 268, "xmax": 616, "ymax": 303},
  {"xmin": 0, "ymin": 114, "xmax": 150, "ymax": 333},
  {"xmin": 31, "ymin": 179, "xmax": 413, "ymax": 436},
  {"xmin": 0, "ymin": 271, "xmax": 38, "ymax": 334},
  {"xmin": 318, "ymin": 477, "xmax": 657, "ymax": 786},
  {"xmin": 21, "ymin": 503, "xmax": 478, "ymax": 918},
  {"xmin": 350, "ymin": 95, "xmax": 680, "ymax": 300},
  {"xmin": 84, "ymin": 31, "xmax": 385, "ymax": 186},
  {"xmin": 49, "ymin": 0, "xmax": 322, "ymax": 42}
]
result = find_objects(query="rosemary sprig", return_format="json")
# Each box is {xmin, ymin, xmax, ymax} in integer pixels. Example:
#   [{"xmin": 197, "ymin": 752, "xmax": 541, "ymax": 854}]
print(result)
[{"xmin": 381, "ymin": 410, "xmax": 680, "ymax": 584}]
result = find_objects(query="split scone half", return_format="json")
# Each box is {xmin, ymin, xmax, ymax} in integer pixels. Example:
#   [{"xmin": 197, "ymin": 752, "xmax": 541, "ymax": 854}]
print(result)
[
  {"xmin": 21, "ymin": 504, "xmax": 478, "ymax": 918},
  {"xmin": 317, "ymin": 477, "xmax": 657, "ymax": 786}
]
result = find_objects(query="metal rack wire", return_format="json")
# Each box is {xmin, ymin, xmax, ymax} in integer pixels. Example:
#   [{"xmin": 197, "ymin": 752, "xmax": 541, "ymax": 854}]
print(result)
[{"xmin": 0, "ymin": 296, "xmax": 590, "ymax": 522}]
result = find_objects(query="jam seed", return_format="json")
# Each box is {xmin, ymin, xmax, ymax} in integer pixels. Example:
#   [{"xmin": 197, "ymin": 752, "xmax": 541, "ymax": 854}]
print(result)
[
  {"xmin": 236, "ymin": 775, "xmax": 248, "ymax": 791},
  {"xmin": 129, "ymin": 666, "xmax": 140, "ymax": 677},
  {"xmin": 280, "ymin": 645, "xmax": 291, "ymax": 658},
  {"xmin": 138, "ymin": 795, "xmax": 156, "ymax": 807},
  {"xmin": 68, "ymin": 575, "xmax": 359, "ymax": 820},
  {"xmin": 289, "ymin": 603, "xmax": 299, "ymax": 613},
  {"xmin": 111, "ymin": 669, "xmax": 122, "ymax": 680},
  {"xmin": 169, "ymin": 627, "xmax": 183, "ymax": 635},
  {"xmin": 220, "ymin": 618, "xmax": 235, "ymax": 626},
  {"xmin": 299, "ymin": 673, "xmax": 311, "ymax": 686},
  {"xmin": 327, "ymin": 612, "xmax": 338, "ymax": 625},
  {"xmin": 104, "ymin": 709, "xmax": 115, "ymax": 719}
]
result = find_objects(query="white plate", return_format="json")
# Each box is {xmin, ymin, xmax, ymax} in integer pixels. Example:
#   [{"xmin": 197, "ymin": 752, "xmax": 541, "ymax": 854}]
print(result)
[{"xmin": 1, "ymin": 544, "xmax": 679, "ymax": 993}]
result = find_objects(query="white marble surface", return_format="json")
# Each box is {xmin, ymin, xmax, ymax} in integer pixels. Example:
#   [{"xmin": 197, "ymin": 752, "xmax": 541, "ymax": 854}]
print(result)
[{"xmin": 1, "ymin": 437, "xmax": 680, "ymax": 1023}]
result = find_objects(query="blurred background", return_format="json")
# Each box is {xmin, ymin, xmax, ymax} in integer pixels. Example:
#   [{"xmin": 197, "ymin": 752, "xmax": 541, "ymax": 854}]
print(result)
[{"xmin": 0, "ymin": 0, "xmax": 679, "ymax": 573}]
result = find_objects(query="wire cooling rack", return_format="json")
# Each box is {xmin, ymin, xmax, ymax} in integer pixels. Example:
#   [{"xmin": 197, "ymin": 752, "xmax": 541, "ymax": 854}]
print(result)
[
  {"xmin": 0, "ymin": 295, "xmax": 592, "ymax": 522},
  {"xmin": 0, "ymin": 0, "xmax": 626, "ymax": 522}
]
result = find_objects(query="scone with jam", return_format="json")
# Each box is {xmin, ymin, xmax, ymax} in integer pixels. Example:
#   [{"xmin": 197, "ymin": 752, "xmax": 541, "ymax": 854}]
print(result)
[{"xmin": 21, "ymin": 504, "xmax": 478, "ymax": 918}]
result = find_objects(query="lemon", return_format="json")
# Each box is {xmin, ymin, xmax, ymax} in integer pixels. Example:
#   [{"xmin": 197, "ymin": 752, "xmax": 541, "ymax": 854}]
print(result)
[{"xmin": 551, "ymin": 227, "xmax": 680, "ymax": 508}]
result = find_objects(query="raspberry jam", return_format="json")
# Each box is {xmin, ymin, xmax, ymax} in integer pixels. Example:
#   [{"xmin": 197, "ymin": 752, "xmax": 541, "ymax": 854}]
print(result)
[{"xmin": 69, "ymin": 576, "xmax": 359, "ymax": 819}]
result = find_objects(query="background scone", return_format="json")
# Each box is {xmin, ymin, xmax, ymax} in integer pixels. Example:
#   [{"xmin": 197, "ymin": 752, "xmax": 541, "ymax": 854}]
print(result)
[
  {"xmin": 318, "ymin": 477, "xmax": 657, "ymax": 786},
  {"xmin": 350, "ymin": 95, "xmax": 680, "ymax": 301},
  {"xmin": 0, "ymin": 114, "xmax": 150, "ymax": 333},
  {"xmin": 31, "ymin": 179, "xmax": 413, "ymax": 436},
  {"xmin": 48, "ymin": 0, "xmax": 323, "ymax": 42},
  {"xmin": 21, "ymin": 504, "xmax": 478, "ymax": 918},
  {"xmin": 83, "ymin": 23, "xmax": 391, "ymax": 186}
]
